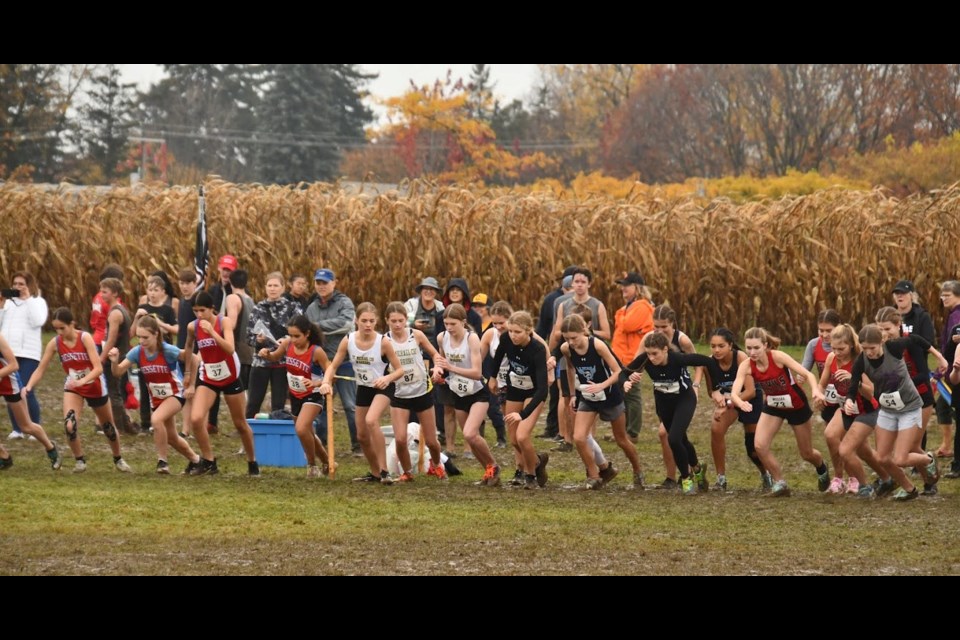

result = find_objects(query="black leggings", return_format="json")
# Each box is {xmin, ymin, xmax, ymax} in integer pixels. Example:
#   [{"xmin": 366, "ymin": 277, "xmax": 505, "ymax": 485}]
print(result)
[
  {"xmin": 245, "ymin": 366, "xmax": 288, "ymax": 418},
  {"xmin": 656, "ymin": 391, "xmax": 699, "ymax": 479}
]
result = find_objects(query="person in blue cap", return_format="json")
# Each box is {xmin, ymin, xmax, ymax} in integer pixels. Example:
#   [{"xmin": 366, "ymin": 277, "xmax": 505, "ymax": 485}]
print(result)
[{"xmin": 305, "ymin": 268, "xmax": 360, "ymax": 454}]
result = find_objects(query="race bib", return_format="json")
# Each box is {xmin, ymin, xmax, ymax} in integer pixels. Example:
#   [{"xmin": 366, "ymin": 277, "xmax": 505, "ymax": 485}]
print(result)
[
  {"xmin": 449, "ymin": 374, "xmax": 476, "ymax": 397},
  {"xmin": 204, "ymin": 361, "xmax": 230, "ymax": 382},
  {"xmin": 68, "ymin": 368, "xmax": 91, "ymax": 383},
  {"xmin": 355, "ymin": 367, "xmax": 375, "ymax": 387},
  {"xmin": 766, "ymin": 394, "xmax": 794, "ymax": 409},
  {"xmin": 148, "ymin": 382, "xmax": 173, "ymax": 399},
  {"xmin": 879, "ymin": 391, "xmax": 905, "ymax": 410},
  {"xmin": 823, "ymin": 384, "xmax": 840, "ymax": 405},
  {"xmin": 653, "ymin": 381, "xmax": 680, "ymax": 394},
  {"xmin": 400, "ymin": 363, "xmax": 426, "ymax": 385},
  {"xmin": 287, "ymin": 373, "xmax": 310, "ymax": 394},
  {"xmin": 497, "ymin": 366, "xmax": 509, "ymax": 388},
  {"xmin": 581, "ymin": 388, "xmax": 607, "ymax": 402},
  {"xmin": 509, "ymin": 371, "xmax": 534, "ymax": 390},
  {"xmin": 576, "ymin": 379, "xmax": 607, "ymax": 402}
]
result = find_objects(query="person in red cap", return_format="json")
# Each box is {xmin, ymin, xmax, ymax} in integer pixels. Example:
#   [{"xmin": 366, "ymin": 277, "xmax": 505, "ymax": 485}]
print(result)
[
  {"xmin": 202, "ymin": 255, "xmax": 239, "ymax": 435},
  {"xmin": 209, "ymin": 255, "xmax": 239, "ymax": 314}
]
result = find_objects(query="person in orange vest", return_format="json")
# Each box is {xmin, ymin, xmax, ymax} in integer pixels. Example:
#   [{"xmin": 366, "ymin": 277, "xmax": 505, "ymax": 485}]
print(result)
[{"xmin": 611, "ymin": 273, "xmax": 655, "ymax": 442}]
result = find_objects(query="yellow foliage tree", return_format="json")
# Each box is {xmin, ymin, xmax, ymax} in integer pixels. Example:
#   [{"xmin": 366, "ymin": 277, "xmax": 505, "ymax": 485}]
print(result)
[{"xmin": 374, "ymin": 75, "xmax": 553, "ymax": 184}]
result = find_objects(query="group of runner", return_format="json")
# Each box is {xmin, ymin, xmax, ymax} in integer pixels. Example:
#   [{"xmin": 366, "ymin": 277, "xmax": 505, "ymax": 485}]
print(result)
[{"xmin": 2, "ymin": 263, "xmax": 958, "ymax": 501}]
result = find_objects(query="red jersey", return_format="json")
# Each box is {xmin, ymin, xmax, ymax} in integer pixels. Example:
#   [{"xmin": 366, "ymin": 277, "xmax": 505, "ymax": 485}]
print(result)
[
  {"xmin": 902, "ymin": 350, "xmax": 930, "ymax": 396},
  {"xmin": 751, "ymin": 352, "xmax": 808, "ymax": 411},
  {"xmin": 826, "ymin": 356, "xmax": 879, "ymax": 416},
  {"xmin": 91, "ymin": 293, "xmax": 123, "ymax": 346},
  {"xmin": 138, "ymin": 345, "xmax": 184, "ymax": 409},
  {"xmin": 0, "ymin": 357, "xmax": 22, "ymax": 396},
  {"xmin": 195, "ymin": 316, "xmax": 240, "ymax": 387},
  {"xmin": 56, "ymin": 332, "xmax": 107, "ymax": 399},
  {"xmin": 812, "ymin": 338, "xmax": 831, "ymax": 377},
  {"xmin": 284, "ymin": 343, "xmax": 323, "ymax": 399}
]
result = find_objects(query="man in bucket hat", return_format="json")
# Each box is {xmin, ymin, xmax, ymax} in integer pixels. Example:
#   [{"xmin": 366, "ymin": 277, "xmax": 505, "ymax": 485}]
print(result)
[{"xmin": 405, "ymin": 277, "xmax": 445, "ymax": 350}]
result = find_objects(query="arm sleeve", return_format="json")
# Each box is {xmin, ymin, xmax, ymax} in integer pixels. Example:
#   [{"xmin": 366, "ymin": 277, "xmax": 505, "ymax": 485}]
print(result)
[
  {"xmin": 619, "ymin": 353, "xmax": 649, "ymax": 384},
  {"xmin": 28, "ymin": 297, "xmax": 49, "ymax": 328},
  {"xmin": 619, "ymin": 302, "xmax": 652, "ymax": 334},
  {"xmin": 535, "ymin": 296, "xmax": 552, "ymax": 339},
  {"xmin": 316, "ymin": 298, "xmax": 355, "ymax": 335},
  {"xmin": 907, "ymin": 334, "xmax": 932, "ymax": 352},
  {"xmin": 163, "ymin": 343, "xmax": 182, "ymax": 367},
  {"xmin": 918, "ymin": 312, "xmax": 935, "ymax": 345},
  {"xmin": 801, "ymin": 338, "xmax": 817, "ymax": 371},
  {"xmin": 675, "ymin": 353, "xmax": 723, "ymax": 387},
  {"xmin": 125, "ymin": 346, "xmax": 142, "ymax": 365},
  {"xmin": 519, "ymin": 346, "xmax": 549, "ymax": 421},
  {"xmin": 846, "ymin": 354, "xmax": 866, "ymax": 402},
  {"xmin": 885, "ymin": 338, "xmax": 908, "ymax": 360},
  {"xmin": 247, "ymin": 304, "xmax": 263, "ymax": 346}
]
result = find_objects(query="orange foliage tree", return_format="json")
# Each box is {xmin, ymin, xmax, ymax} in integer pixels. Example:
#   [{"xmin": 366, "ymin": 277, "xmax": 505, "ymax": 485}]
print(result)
[{"xmin": 349, "ymin": 73, "xmax": 553, "ymax": 185}]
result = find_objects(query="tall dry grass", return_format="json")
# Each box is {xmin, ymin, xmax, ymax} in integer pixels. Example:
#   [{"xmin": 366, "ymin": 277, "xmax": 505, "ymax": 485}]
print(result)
[{"xmin": 2, "ymin": 180, "xmax": 958, "ymax": 343}]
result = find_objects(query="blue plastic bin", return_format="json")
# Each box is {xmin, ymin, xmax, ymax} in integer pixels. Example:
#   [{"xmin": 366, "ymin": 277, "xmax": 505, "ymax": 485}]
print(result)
[{"xmin": 250, "ymin": 420, "xmax": 306, "ymax": 468}]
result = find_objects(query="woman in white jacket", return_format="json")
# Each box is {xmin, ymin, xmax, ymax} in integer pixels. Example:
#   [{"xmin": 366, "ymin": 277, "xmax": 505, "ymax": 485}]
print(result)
[{"xmin": 0, "ymin": 272, "xmax": 48, "ymax": 438}]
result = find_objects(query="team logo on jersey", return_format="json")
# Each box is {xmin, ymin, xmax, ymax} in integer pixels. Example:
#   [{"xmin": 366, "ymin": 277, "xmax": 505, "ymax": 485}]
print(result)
[
  {"xmin": 876, "ymin": 371, "xmax": 903, "ymax": 394},
  {"xmin": 757, "ymin": 374, "xmax": 789, "ymax": 393},
  {"xmin": 510, "ymin": 361, "xmax": 530, "ymax": 375},
  {"xmin": 576, "ymin": 365, "xmax": 597, "ymax": 382}
]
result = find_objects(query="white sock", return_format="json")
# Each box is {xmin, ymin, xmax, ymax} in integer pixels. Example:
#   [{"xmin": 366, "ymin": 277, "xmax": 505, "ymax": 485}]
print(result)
[{"xmin": 587, "ymin": 435, "xmax": 606, "ymax": 466}]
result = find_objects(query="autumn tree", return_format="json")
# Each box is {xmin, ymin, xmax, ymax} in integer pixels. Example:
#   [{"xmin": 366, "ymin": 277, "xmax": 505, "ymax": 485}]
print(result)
[
  {"xmin": 909, "ymin": 64, "xmax": 960, "ymax": 138},
  {"xmin": 357, "ymin": 72, "xmax": 552, "ymax": 184},
  {"xmin": 534, "ymin": 64, "xmax": 648, "ymax": 175}
]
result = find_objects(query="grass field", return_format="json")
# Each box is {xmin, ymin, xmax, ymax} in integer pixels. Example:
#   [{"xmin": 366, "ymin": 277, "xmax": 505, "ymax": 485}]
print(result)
[{"xmin": 2, "ymin": 344, "xmax": 958, "ymax": 575}]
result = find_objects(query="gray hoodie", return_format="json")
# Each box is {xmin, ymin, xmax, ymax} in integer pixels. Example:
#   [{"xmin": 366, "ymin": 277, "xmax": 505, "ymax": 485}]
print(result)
[{"xmin": 305, "ymin": 290, "xmax": 356, "ymax": 359}]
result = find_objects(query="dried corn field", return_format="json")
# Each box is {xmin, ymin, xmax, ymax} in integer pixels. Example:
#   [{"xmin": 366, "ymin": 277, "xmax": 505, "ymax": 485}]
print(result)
[{"xmin": 2, "ymin": 180, "xmax": 958, "ymax": 343}]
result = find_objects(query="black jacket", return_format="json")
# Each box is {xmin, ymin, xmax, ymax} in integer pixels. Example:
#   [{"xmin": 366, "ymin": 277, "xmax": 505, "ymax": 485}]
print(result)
[
  {"xmin": 901, "ymin": 303, "xmax": 935, "ymax": 344},
  {"xmin": 443, "ymin": 278, "xmax": 483, "ymax": 335}
]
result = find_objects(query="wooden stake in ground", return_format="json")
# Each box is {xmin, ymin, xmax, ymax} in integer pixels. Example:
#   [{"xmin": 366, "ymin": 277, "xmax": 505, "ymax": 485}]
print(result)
[{"xmin": 326, "ymin": 393, "xmax": 335, "ymax": 479}]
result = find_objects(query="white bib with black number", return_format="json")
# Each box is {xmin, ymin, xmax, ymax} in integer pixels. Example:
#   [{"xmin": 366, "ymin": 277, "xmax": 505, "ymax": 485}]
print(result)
[
  {"xmin": 581, "ymin": 387, "xmax": 607, "ymax": 402},
  {"xmin": 400, "ymin": 370, "xmax": 419, "ymax": 385},
  {"xmin": 68, "ymin": 368, "xmax": 91, "ymax": 383},
  {"xmin": 204, "ymin": 361, "xmax": 230, "ymax": 382},
  {"xmin": 766, "ymin": 394, "xmax": 794, "ymax": 409},
  {"xmin": 879, "ymin": 391, "xmax": 905, "ymax": 410},
  {"xmin": 576, "ymin": 379, "xmax": 607, "ymax": 402},
  {"xmin": 653, "ymin": 381, "xmax": 680, "ymax": 395},
  {"xmin": 823, "ymin": 384, "xmax": 840, "ymax": 405},
  {"xmin": 509, "ymin": 371, "xmax": 534, "ymax": 391},
  {"xmin": 354, "ymin": 366, "xmax": 375, "ymax": 387},
  {"xmin": 149, "ymin": 382, "xmax": 173, "ymax": 399},
  {"xmin": 497, "ymin": 363, "xmax": 509, "ymax": 389},
  {"xmin": 449, "ymin": 374, "xmax": 478, "ymax": 398},
  {"xmin": 287, "ymin": 374, "xmax": 310, "ymax": 394}
]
